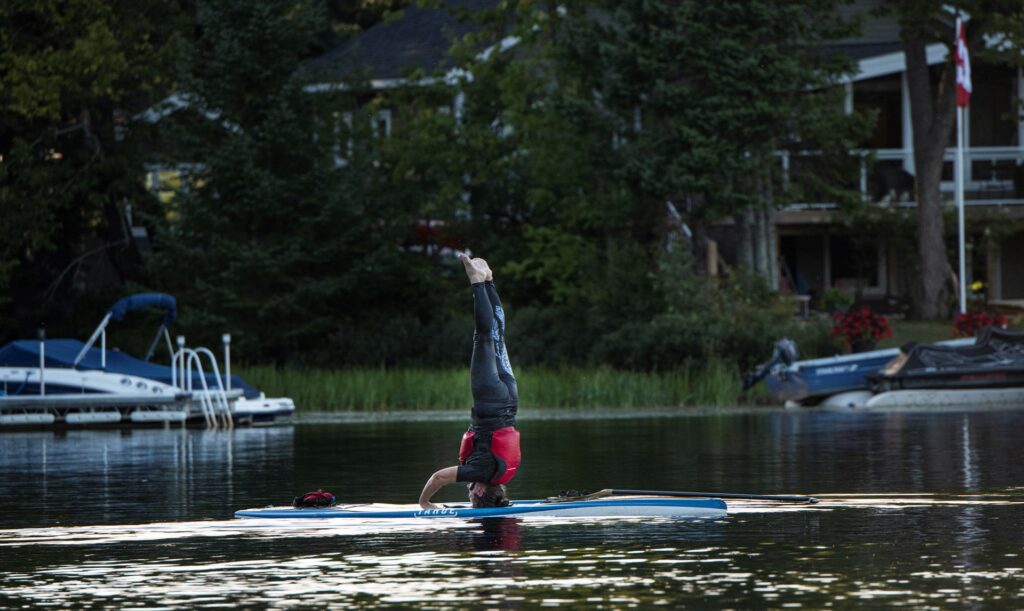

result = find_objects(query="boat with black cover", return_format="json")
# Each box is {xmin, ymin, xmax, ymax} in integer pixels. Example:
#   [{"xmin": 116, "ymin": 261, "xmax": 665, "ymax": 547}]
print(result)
[{"xmin": 868, "ymin": 327, "xmax": 1024, "ymax": 393}]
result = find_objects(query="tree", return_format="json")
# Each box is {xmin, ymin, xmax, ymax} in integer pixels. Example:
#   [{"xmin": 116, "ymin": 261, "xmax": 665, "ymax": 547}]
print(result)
[
  {"xmin": 0, "ymin": 0, "xmax": 191, "ymax": 340},
  {"xmin": 147, "ymin": 0, "xmax": 460, "ymax": 363},
  {"xmin": 889, "ymin": 1, "xmax": 1024, "ymax": 319},
  {"xmin": 465, "ymin": 0, "xmax": 866, "ymax": 291},
  {"xmin": 361, "ymin": 0, "xmax": 865, "ymax": 366}
]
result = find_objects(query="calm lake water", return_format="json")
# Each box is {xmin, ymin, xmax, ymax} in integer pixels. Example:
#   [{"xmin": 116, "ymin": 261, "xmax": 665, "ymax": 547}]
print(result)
[{"xmin": 1, "ymin": 408, "xmax": 1023, "ymax": 608}]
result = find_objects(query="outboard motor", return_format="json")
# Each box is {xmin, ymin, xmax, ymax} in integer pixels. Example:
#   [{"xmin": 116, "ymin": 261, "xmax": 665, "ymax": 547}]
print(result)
[{"xmin": 742, "ymin": 338, "xmax": 799, "ymax": 391}]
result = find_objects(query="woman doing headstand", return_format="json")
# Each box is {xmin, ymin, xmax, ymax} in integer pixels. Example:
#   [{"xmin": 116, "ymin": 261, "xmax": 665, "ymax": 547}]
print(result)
[{"xmin": 418, "ymin": 254, "xmax": 521, "ymax": 509}]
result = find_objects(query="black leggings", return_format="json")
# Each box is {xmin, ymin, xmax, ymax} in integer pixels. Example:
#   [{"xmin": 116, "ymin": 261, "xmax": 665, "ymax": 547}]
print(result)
[{"xmin": 470, "ymin": 281, "xmax": 518, "ymax": 417}]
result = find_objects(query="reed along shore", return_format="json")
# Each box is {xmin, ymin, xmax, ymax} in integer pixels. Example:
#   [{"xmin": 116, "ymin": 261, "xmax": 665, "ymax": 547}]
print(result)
[{"xmin": 239, "ymin": 362, "xmax": 761, "ymax": 411}]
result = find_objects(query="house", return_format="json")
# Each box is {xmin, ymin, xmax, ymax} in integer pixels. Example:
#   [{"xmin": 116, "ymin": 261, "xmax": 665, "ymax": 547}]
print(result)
[
  {"xmin": 772, "ymin": 1, "xmax": 1024, "ymax": 308},
  {"xmin": 302, "ymin": 0, "xmax": 1023, "ymax": 309},
  {"xmin": 301, "ymin": 0, "xmax": 506, "ymax": 158},
  {"xmin": 150, "ymin": 0, "xmax": 1024, "ymax": 308}
]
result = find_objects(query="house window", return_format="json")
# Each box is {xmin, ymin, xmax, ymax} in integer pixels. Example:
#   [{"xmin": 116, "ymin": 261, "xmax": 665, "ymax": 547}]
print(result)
[
  {"xmin": 854, "ymin": 74, "xmax": 902, "ymax": 149},
  {"xmin": 1001, "ymin": 232, "xmax": 1024, "ymax": 299},
  {"xmin": 970, "ymin": 64, "xmax": 1017, "ymax": 147},
  {"xmin": 373, "ymin": 109, "xmax": 392, "ymax": 138},
  {"xmin": 829, "ymin": 235, "xmax": 883, "ymax": 293},
  {"xmin": 490, "ymin": 115, "xmax": 514, "ymax": 139},
  {"xmin": 144, "ymin": 165, "xmax": 201, "ymax": 204},
  {"xmin": 333, "ymin": 111, "xmax": 353, "ymax": 167},
  {"xmin": 780, "ymin": 235, "xmax": 826, "ymax": 297}
]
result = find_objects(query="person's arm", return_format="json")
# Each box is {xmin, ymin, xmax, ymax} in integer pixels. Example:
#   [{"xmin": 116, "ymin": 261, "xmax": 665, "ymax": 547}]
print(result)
[{"xmin": 419, "ymin": 466, "xmax": 458, "ymax": 509}]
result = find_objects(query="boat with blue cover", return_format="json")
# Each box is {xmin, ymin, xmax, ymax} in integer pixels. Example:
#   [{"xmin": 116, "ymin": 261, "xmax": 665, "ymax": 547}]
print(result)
[{"xmin": 0, "ymin": 293, "xmax": 294, "ymax": 428}]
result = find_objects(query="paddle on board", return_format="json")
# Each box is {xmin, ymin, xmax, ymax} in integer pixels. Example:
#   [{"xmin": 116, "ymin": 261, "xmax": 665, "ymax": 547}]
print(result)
[{"xmin": 549, "ymin": 488, "xmax": 819, "ymax": 504}]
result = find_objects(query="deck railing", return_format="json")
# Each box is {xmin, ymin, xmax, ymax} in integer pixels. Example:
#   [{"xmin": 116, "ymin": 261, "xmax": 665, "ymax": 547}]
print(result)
[{"xmin": 778, "ymin": 146, "xmax": 1024, "ymax": 209}]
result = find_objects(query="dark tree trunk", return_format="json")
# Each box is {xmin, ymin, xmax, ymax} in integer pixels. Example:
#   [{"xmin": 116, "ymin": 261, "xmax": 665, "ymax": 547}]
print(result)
[
  {"xmin": 904, "ymin": 38, "xmax": 958, "ymax": 319},
  {"xmin": 735, "ymin": 210, "xmax": 753, "ymax": 270},
  {"xmin": 760, "ymin": 165, "xmax": 778, "ymax": 290},
  {"xmin": 691, "ymin": 220, "xmax": 709, "ymax": 273}
]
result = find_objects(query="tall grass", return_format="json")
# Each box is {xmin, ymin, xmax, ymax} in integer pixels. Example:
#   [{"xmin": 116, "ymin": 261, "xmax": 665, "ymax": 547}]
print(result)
[{"xmin": 239, "ymin": 361, "xmax": 757, "ymax": 411}]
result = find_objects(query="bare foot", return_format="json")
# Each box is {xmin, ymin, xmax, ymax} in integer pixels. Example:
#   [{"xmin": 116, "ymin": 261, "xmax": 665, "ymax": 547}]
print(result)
[
  {"xmin": 473, "ymin": 257, "xmax": 493, "ymax": 282},
  {"xmin": 458, "ymin": 253, "xmax": 488, "ymax": 284}
]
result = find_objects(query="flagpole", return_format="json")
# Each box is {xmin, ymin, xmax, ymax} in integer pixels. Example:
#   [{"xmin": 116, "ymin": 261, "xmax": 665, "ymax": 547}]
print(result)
[
  {"xmin": 956, "ymin": 104, "xmax": 966, "ymax": 314},
  {"xmin": 954, "ymin": 15, "xmax": 968, "ymax": 315}
]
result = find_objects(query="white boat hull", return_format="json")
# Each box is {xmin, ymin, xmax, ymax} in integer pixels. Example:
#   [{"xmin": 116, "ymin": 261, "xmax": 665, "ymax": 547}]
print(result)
[
  {"xmin": 0, "ymin": 367, "xmax": 294, "ymax": 428},
  {"xmin": 816, "ymin": 387, "xmax": 1024, "ymax": 410},
  {"xmin": 864, "ymin": 387, "xmax": 1024, "ymax": 409}
]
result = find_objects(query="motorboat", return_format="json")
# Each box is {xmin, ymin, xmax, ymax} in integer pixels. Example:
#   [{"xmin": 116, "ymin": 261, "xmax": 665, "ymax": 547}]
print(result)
[
  {"xmin": 869, "ymin": 327, "xmax": 1024, "ymax": 392},
  {"xmin": 0, "ymin": 293, "xmax": 294, "ymax": 428},
  {"xmin": 746, "ymin": 328, "xmax": 1023, "ymax": 409},
  {"xmin": 851, "ymin": 326, "xmax": 1024, "ymax": 409},
  {"xmin": 745, "ymin": 336, "xmax": 972, "ymax": 406}
]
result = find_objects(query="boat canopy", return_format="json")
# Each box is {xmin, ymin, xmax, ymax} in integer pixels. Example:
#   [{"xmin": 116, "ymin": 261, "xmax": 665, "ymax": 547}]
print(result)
[
  {"xmin": 0, "ymin": 339, "xmax": 260, "ymax": 399},
  {"xmin": 109, "ymin": 293, "xmax": 176, "ymax": 325},
  {"xmin": 75, "ymin": 292, "xmax": 180, "ymax": 365}
]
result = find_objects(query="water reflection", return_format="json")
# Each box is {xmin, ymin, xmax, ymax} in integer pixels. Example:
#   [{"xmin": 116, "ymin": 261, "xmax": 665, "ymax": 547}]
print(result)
[
  {"xmin": 0, "ymin": 427, "xmax": 294, "ymax": 527},
  {"xmin": 2, "ymin": 409, "xmax": 1024, "ymax": 608}
]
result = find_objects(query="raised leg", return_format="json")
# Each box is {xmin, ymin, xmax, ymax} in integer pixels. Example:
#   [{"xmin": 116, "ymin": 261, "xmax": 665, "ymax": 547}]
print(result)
[
  {"xmin": 470, "ymin": 283, "xmax": 510, "ymax": 405},
  {"xmin": 484, "ymin": 281, "xmax": 517, "ymax": 400}
]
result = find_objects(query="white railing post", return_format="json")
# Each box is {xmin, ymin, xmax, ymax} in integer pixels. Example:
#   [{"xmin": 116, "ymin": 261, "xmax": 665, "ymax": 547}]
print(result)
[
  {"xmin": 38, "ymin": 327, "xmax": 46, "ymax": 396},
  {"xmin": 859, "ymin": 159, "xmax": 868, "ymax": 200},
  {"xmin": 222, "ymin": 334, "xmax": 232, "ymax": 392},
  {"xmin": 175, "ymin": 336, "xmax": 186, "ymax": 390}
]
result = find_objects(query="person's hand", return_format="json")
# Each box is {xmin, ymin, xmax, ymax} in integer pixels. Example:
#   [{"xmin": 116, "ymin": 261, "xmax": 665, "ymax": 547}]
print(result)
[{"xmin": 419, "ymin": 501, "xmax": 439, "ymax": 510}]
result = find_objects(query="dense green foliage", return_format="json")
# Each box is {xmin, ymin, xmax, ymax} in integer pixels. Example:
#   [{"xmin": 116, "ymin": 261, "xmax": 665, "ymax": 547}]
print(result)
[
  {"xmin": 4, "ymin": 0, "xmax": 895, "ymax": 374},
  {"xmin": 0, "ymin": 0, "xmax": 407, "ymax": 343},
  {"xmin": 0, "ymin": 0, "xmax": 190, "ymax": 336}
]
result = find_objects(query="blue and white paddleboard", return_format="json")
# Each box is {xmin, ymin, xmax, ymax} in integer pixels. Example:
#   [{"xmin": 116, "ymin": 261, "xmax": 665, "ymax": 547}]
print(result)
[{"xmin": 234, "ymin": 497, "xmax": 727, "ymax": 519}]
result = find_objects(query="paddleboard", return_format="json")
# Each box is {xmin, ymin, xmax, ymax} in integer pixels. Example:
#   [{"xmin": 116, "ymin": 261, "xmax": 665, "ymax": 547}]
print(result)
[{"xmin": 234, "ymin": 496, "xmax": 727, "ymax": 519}]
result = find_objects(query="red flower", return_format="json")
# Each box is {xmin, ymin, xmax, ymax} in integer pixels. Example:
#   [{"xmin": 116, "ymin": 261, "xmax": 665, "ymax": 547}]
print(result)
[
  {"xmin": 831, "ymin": 306, "xmax": 892, "ymax": 347},
  {"xmin": 952, "ymin": 311, "xmax": 1007, "ymax": 338}
]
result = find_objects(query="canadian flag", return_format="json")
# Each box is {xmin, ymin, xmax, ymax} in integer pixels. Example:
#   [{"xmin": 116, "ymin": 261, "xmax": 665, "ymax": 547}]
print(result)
[{"xmin": 955, "ymin": 18, "xmax": 971, "ymax": 107}]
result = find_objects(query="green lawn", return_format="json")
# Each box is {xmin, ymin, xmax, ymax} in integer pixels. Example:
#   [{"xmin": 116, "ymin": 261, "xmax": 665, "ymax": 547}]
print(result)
[{"xmin": 878, "ymin": 319, "xmax": 954, "ymax": 349}]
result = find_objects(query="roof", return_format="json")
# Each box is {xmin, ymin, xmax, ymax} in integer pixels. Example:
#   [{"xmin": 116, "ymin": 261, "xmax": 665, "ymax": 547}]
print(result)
[
  {"xmin": 305, "ymin": 0, "xmax": 500, "ymax": 82},
  {"xmin": 819, "ymin": 42, "xmax": 904, "ymax": 61}
]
